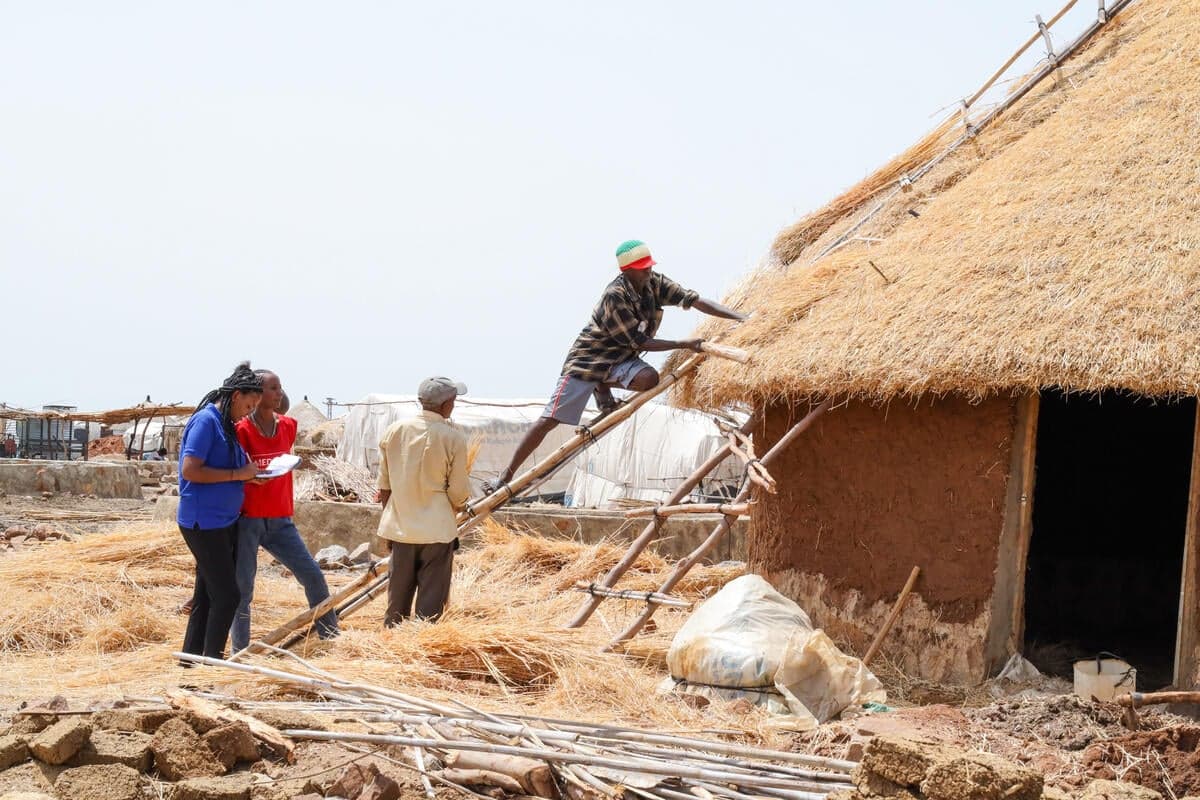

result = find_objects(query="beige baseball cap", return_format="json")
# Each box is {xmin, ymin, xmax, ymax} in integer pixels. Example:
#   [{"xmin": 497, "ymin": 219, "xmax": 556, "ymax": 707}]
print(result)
[{"xmin": 418, "ymin": 376, "xmax": 467, "ymax": 406}]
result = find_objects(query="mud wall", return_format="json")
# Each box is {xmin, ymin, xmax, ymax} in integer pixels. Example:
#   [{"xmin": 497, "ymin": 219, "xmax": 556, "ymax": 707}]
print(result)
[{"xmin": 753, "ymin": 396, "xmax": 1018, "ymax": 682}]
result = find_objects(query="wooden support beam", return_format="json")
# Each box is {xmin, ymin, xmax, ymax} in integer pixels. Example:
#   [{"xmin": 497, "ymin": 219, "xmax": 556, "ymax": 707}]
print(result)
[
  {"xmin": 699, "ymin": 342, "xmax": 750, "ymax": 364},
  {"xmin": 862, "ymin": 566, "xmax": 920, "ymax": 667},
  {"xmin": 622, "ymin": 502, "xmax": 749, "ymax": 519},
  {"xmin": 572, "ymin": 582, "xmax": 692, "ymax": 608},
  {"xmin": 604, "ymin": 399, "xmax": 832, "ymax": 650},
  {"xmin": 564, "ymin": 415, "xmax": 756, "ymax": 629}
]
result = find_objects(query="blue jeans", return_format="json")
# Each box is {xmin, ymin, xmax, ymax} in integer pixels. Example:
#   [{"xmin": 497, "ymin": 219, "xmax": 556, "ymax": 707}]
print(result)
[{"xmin": 232, "ymin": 516, "xmax": 338, "ymax": 653}]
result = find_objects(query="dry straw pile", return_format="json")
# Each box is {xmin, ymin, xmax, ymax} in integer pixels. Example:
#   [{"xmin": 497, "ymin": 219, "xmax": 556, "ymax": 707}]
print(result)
[
  {"xmin": 0, "ymin": 519, "xmax": 766, "ymax": 738},
  {"xmin": 682, "ymin": 0, "xmax": 1200, "ymax": 406}
]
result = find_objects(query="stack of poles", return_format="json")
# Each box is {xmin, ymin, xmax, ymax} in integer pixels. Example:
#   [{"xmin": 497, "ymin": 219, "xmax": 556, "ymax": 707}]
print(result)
[
  {"xmin": 242, "ymin": 350, "xmax": 734, "ymax": 656},
  {"xmin": 176, "ymin": 652, "xmax": 857, "ymax": 800}
]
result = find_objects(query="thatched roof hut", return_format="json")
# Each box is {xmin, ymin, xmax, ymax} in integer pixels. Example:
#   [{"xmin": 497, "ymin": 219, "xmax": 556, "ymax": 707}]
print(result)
[{"xmin": 683, "ymin": 0, "xmax": 1200, "ymax": 688}]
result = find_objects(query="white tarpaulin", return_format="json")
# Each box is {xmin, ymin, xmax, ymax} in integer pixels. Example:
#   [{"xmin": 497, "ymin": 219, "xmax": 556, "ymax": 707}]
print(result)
[
  {"xmin": 564, "ymin": 404, "xmax": 746, "ymax": 508},
  {"xmin": 336, "ymin": 394, "xmax": 593, "ymax": 497},
  {"xmin": 664, "ymin": 575, "xmax": 886, "ymax": 729}
]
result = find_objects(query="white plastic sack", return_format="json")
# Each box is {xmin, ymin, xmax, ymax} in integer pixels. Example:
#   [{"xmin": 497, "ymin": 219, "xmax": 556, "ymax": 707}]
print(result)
[{"xmin": 666, "ymin": 574, "xmax": 884, "ymax": 728}]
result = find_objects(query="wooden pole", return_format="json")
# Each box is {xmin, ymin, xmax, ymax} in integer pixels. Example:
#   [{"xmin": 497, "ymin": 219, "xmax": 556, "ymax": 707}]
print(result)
[
  {"xmin": 565, "ymin": 415, "xmax": 756, "ymax": 629},
  {"xmin": 572, "ymin": 583, "xmax": 692, "ymax": 608},
  {"xmin": 250, "ymin": 352, "xmax": 713, "ymax": 651},
  {"xmin": 699, "ymin": 342, "xmax": 750, "ymax": 364},
  {"xmin": 605, "ymin": 399, "xmax": 832, "ymax": 650},
  {"xmin": 862, "ymin": 566, "xmax": 920, "ymax": 667},
  {"xmin": 622, "ymin": 502, "xmax": 750, "ymax": 519}
]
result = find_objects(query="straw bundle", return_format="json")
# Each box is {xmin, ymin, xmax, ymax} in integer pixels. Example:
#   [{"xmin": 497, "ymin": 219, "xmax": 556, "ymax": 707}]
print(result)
[
  {"xmin": 681, "ymin": 0, "xmax": 1190, "ymax": 406},
  {"xmin": 0, "ymin": 519, "xmax": 760, "ymax": 737}
]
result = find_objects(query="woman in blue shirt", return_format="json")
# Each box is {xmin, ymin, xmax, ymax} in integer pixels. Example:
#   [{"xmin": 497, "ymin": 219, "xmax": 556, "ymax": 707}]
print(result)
[{"xmin": 178, "ymin": 362, "xmax": 263, "ymax": 659}]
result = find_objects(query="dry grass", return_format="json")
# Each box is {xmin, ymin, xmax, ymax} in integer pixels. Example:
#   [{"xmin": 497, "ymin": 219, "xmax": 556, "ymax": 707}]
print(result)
[
  {"xmin": 681, "ymin": 0, "xmax": 1194, "ymax": 406},
  {"xmin": 0, "ymin": 519, "xmax": 772, "ymax": 739}
]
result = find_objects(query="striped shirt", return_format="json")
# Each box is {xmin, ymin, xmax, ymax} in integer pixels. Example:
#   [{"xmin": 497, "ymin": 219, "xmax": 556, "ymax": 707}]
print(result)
[{"xmin": 561, "ymin": 272, "xmax": 699, "ymax": 383}]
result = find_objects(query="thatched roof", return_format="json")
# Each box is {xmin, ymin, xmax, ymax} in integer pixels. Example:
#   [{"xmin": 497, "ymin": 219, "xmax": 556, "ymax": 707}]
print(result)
[{"xmin": 683, "ymin": 0, "xmax": 1200, "ymax": 407}]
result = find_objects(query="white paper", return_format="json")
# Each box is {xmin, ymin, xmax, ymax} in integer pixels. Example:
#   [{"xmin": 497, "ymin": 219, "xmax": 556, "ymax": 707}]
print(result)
[{"xmin": 256, "ymin": 453, "xmax": 301, "ymax": 479}]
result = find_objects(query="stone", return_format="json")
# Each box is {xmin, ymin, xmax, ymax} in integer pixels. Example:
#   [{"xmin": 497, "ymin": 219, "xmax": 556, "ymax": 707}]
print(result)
[
  {"xmin": 170, "ymin": 773, "xmax": 256, "ymax": 800},
  {"xmin": 1077, "ymin": 780, "xmax": 1162, "ymax": 800},
  {"xmin": 0, "ymin": 734, "xmax": 29, "ymax": 770},
  {"xmin": 861, "ymin": 736, "xmax": 954, "ymax": 788},
  {"xmin": 357, "ymin": 764, "xmax": 402, "ymax": 800},
  {"xmin": 326, "ymin": 763, "xmax": 368, "ymax": 798},
  {"xmin": 53, "ymin": 763, "xmax": 143, "ymax": 800},
  {"xmin": 0, "ymin": 761, "xmax": 56, "ymax": 794},
  {"xmin": 202, "ymin": 722, "xmax": 260, "ymax": 770},
  {"xmin": 920, "ymin": 751, "xmax": 1042, "ymax": 800},
  {"xmin": 92, "ymin": 708, "xmax": 178, "ymax": 734},
  {"xmin": 150, "ymin": 717, "xmax": 224, "ymax": 781},
  {"xmin": 851, "ymin": 765, "xmax": 920, "ymax": 799},
  {"xmin": 73, "ymin": 729, "xmax": 153, "ymax": 772},
  {"xmin": 27, "ymin": 718, "xmax": 91, "ymax": 765},
  {"xmin": 1042, "ymin": 788, "xmax": 1074, "ymax": 800},
  {"xmin": 314, "ymin": 544, "xmax": 350, "ymax": 568},
  {"xmin": 348, "ymin": 542, "xmax": 372, "ymax": 564},
  {"xmin": 4, "ymin": 715, "xmax": 56, "ymax": 738}
]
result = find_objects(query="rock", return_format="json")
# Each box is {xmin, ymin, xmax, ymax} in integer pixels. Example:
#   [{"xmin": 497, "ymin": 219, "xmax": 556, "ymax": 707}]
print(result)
[
  {"xmin": 0, "ymin": 761, "xmax": 56, "ymax": 794},
  {"xmin": 0, "ymin": 734, "xmax": 29, "ymax": 770},
  {"xmin": 1078, "ymin": 780, "xmax": 1163, "ymax": 800},
  {"xmin": 357, "ymin": 764, "xmax": 402, "ymax": 800},
  {"xmin": 861, "ymin": 736, "xmax": 953, "ymax": 788},
  {"xmin": 27, "ymin": 718, "xmax": 91, "ymax": 765},
  {"xmin": 92, "ymin": 707, "xmax": 179, "ymax": 734},
  {"xmin": 170, "ymin": 773, "xmax": 256, "ymax": 800},
  {"xmin": 921, "ymin": 751, "xmax": 1042, "ymax": 800},
  {"xmin": 182, "ymin": 711, "xmax": 223, "ymax": 735},
  {"xmin": 348, "ymin": 542, "xmax": 372, "ymax": 564},
  {"xmin": 851, "ymin": 765, "xmax": 920, "ymax": 799},
  {"xmin": 314, "ymin": 545, "xmax": 350, "ymax": 568},
  {"xmin": 326, "ymin": 763, "xmax": 368, "ymax": 798},
  {"xmin": 4, "ymin": 715, "xmax": 56, "ymax": 738},
  {"xmin": 150, "ymin": 717, "xmax": 224, "ymax": 781},
  {"xmin": 53, "ymin": 763, "xmax": 143, "ymax": 800},
  {"xmin": 73, "ymin": 729, "xmax": 153, "ymax": 772},
  {"xmin": 1043, "ymin": 788, "xmax": 1074, "ymax": 800},
  {"xmin": 202, "ymin": 722, "xmax": 260, "ymax": 770}
]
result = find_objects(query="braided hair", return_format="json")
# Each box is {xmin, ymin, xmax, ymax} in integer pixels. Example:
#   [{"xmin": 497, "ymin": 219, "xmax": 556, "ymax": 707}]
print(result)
[{"xmin": 197, "ymin": 361, "xmax": 264, "ymax": 458}]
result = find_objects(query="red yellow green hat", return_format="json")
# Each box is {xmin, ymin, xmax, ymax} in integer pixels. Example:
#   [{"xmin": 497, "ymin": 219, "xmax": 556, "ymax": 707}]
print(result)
[{"xmin": 615, "ymin": 240, "xmax": 655, "ymax": 271}]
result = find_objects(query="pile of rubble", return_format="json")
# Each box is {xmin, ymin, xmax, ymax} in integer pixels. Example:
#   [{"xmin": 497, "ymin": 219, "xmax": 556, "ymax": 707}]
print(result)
[
  {"xmin": 1, "ymin": 523, "xmax": 73, "ymax": 550},
  {"xmin": 0, "ymin": 697, "xmax": 315, "ymax": 800},
  {"xmin": 833, "ymin": 735, "xmax": 1191, "ymax": 800}
]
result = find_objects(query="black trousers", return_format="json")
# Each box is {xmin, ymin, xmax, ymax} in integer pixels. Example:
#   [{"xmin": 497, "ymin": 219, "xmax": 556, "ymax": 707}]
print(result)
[
  {"xmin": 180, "ymin": 523, "xmax": 240, "ymax": 659},
  {"xmin": 385, "ymin": 540, "xmax": 455, "ymax": 626}
]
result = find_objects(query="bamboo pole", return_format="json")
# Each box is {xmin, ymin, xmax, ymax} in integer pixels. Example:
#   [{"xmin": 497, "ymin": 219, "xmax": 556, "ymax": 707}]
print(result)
[
  {"xmin": 605, "ymin": 400, "xmax": 832, "ymax": 650},
  {"xmin": 565, "ymin": 415, "xmax": 756, "ymax": 628},
  {"xmin": 862, "ymin": 566, "xmax": 920, "ymax": 667},
  {"xmin": 622, "ymin": 503, "xmax": 750, "ymax": 519},
  {"xmin": 572, "ymin": 583, "xmax": 692, "ymax": 608},
  {"xmin": 699, "ymin": 343, "xmax": 751, "ymax": 364}
]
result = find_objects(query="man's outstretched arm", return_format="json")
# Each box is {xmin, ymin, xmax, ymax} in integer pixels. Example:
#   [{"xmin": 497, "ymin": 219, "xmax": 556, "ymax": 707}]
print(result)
[{"xmin": 692, "ymin": 297, "xmax": 748, "ymax": 321}]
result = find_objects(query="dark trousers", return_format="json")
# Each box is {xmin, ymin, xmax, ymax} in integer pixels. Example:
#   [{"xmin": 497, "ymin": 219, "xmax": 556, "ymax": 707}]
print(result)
[
  {"xmin": 385, "ymin": 540, "xmax": 455, "ymax": 626},
  {"xmin": 180, "ymin": 523, "xmax": 241, "ymax": 659}
]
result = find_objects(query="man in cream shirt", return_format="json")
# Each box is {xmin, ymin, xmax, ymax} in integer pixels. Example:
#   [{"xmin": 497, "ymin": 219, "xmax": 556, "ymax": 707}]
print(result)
[{"xmin": 376, "ymin": 376, "xmax": 471, "ymax": 625}]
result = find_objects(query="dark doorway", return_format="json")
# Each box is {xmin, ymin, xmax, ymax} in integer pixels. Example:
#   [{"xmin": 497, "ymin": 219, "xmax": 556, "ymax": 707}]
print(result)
[{"xmin": 1023, "ymin": 390, "xmax": 1193, "ymax": 689}]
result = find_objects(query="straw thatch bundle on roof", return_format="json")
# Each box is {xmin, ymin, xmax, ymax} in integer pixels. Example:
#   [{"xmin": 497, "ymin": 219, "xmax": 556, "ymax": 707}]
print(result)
[{"xmin": 682, "ymin": 0, "xmax": 1200, "ymax": 407}]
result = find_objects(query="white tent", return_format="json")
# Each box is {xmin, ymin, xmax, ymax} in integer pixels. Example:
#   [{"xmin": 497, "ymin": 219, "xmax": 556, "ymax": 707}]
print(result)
[
  {"xmin": 564, "ymin": 404, "xmax": 748, "ymax": 509},
  {"xmin": 337, "ymin": 395, "xmax": 594, "ymax": 498}
]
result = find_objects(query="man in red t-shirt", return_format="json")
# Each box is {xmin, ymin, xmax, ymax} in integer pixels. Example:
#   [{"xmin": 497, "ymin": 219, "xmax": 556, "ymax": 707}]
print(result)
[{"xmin": 231, "ymin": 370, "xmax": 338, "ymax": 653}]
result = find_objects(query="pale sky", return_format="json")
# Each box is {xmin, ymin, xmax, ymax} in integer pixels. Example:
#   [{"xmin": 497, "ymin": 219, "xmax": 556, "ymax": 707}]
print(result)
[{"xmin": 1, "ymin": 2, "xmax": 1104, "ymax": 412}]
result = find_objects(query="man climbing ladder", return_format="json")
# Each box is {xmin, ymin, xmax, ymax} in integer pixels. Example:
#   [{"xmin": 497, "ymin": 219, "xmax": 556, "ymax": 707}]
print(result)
[{"xmin": 484, "ymin": 239, "xmax": 746, "ymax": 495}]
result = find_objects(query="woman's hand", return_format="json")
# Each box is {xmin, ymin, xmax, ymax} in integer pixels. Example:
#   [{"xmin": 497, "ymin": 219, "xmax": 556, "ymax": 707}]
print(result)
[{"xmin": 235, "ymin": 463, "xmax": 260, "ymax": 481}]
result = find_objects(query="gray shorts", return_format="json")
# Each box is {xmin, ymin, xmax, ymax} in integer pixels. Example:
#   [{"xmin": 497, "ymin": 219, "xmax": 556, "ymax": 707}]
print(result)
[{"xmin": 542, "ymin": 358, "xmax": 651, "ymax": 425}]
